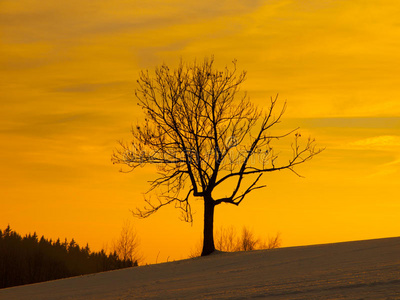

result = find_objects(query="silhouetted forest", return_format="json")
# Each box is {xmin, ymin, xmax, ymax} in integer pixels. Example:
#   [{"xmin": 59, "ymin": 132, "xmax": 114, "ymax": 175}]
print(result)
[{"xmin": 0, "ymin": 225, "xmax": 137, "ymax": 289}]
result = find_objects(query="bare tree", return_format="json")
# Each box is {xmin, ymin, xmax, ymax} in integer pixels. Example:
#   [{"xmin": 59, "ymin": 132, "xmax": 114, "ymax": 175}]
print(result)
[
  {"xmin": 239, "ymin": 227, "xmax": 258, "ymax": 251},
  {"xmin": 264, "ymin": 232, "xmax": 282, "ymax": 250},
  {"xmin": 113, "ymin": 220, "xmax": 141, "ymax": 265},
  {"xmin": 256, "ymin": 232, "xmax": 282, "ymax": 249},
  {"xmin": 112, "ymin": 57, "xmax": 322, "ymax": 256},
  {"xmin": 215, "ymin": 226, "xmax": 237, "ymax": 252}
]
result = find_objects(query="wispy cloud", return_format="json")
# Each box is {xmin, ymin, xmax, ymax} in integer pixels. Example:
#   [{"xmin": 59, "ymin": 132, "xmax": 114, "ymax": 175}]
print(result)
[
  {"xmin": 0, "ymin": 0, "xmax": 264, "ymax": 43},
  {"xmin": 0, "ymin": 112, "xmax": 112, "ymax": 138},
  {"xmin": 351, "ymin": 135, "xmax": 400, "ymax": 148},
  {"xmin": 383, "ymin": 158, "xmax": 400, "ymax": 167},
  {"xmin": 289, "ymin": 117, "xmax": 400, "ymax": 129},
  {"xmin": 53, "ymin": 81, "xmax": 129, "ymax": 94},
  {"xmin": 367, "ymin": 156, "xmax": 400, "ymax": 178}
]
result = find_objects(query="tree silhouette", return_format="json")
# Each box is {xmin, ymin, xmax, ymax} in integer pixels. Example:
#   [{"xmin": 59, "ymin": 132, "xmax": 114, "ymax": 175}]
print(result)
[
  {"xmin": 113, "ymin": 220, "xmax": 142, "ymax": 264},
  {"xmin": 112, "ymin": 57, "xmax": 322, "ymax": 256}
]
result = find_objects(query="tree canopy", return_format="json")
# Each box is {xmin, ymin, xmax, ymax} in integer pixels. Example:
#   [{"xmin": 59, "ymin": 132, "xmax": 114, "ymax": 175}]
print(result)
[{"xmin": 112, "ymin": 57, "xmax": 322, "ymax": 255}]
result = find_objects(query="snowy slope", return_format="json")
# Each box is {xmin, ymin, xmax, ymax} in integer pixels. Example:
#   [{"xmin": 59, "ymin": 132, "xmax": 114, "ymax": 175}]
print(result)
[{"xmin": 1, "ymin": 237, "xmax": 400, "ymax": 299}]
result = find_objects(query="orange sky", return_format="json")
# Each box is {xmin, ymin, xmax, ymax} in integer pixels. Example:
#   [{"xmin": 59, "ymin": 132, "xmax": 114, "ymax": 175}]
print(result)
[{"xmin": 1, "ymin": 0, "xmax": 400, "ymax": 264}]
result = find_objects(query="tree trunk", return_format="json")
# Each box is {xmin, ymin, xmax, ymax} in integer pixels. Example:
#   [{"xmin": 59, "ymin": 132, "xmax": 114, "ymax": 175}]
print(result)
[{"xmin": 201, "ymin": 197, "xmax": 215, "ymax": 256}]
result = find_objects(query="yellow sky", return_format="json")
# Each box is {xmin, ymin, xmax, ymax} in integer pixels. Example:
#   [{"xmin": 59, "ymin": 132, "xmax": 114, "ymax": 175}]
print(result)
[{"xmin": 1, "ymin": 0, "xmax": 400, "ymax": 263}]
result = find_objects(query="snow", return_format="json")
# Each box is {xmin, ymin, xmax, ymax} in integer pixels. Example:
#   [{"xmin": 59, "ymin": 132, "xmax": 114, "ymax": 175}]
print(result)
[{"xmin": 1, "ymin": 237, "xmax": 400, "ymax": 299}]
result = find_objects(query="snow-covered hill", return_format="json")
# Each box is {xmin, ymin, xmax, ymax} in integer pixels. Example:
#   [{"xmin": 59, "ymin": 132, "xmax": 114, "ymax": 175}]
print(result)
[{"xmin": 1, "ymin": 237, "xmax": 400, "ymax": 299}]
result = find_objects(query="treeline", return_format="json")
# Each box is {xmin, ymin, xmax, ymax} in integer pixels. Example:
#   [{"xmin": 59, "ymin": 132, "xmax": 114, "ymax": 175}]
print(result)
[{"xmin": 0, "ymin": 225, "xmax": 138, "ymax": 289}]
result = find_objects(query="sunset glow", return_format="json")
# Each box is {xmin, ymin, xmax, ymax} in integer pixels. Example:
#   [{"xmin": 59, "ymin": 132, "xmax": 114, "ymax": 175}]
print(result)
[{"xmin": 1, "ymin": 0, "xmax": 400, "ymax": 263}]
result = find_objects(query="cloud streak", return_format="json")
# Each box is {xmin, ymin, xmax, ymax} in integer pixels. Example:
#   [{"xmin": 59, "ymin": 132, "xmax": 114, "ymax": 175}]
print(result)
[{"xmin": 351, "ymin": 135, "xmax": 400, "ymax": 148}]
